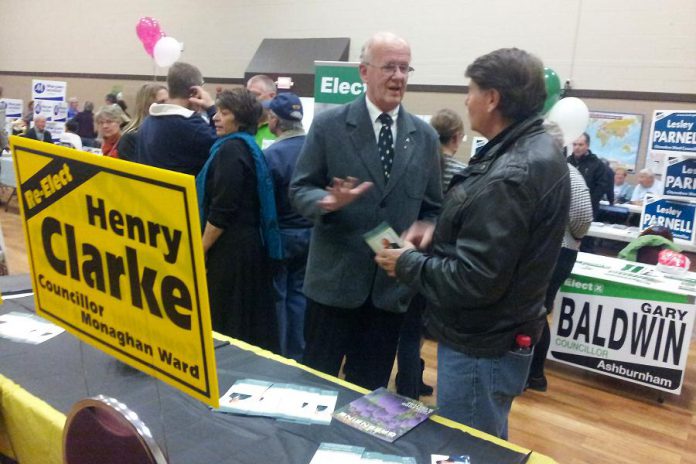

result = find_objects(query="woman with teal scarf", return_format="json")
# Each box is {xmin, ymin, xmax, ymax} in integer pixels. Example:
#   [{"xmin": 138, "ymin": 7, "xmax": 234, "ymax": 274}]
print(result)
[{"xmin": 196, "ymin": 89, "xmax": 280, "ymax": 353}]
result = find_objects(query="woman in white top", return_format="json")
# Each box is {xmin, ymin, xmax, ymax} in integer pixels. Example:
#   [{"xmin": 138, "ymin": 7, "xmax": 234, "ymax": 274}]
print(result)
[{"xmin": 58, "ymin": 119, "xmax": 83, "ymax": 151}]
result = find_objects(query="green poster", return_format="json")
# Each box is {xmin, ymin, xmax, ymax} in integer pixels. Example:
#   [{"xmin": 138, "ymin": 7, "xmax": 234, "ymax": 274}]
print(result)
[{"xmin": 314, "ymin": 61, "xmax": 365, "ymax": 113}]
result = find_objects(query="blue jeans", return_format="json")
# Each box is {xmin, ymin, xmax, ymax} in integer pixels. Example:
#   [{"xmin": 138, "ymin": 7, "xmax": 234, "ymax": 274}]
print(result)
[
  {"xmin": 272, "ymin": 228, "xmax": 311, "ymax": 361},
  {"xmin": 437, "ymin": 342, "xmax": 533, "ymax": 440}
]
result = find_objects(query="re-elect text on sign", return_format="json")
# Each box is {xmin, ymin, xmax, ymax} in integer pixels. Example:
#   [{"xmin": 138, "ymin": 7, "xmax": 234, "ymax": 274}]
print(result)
[{"xmin": 10, "ymin": 136, "xmax": 219, "ymax": 407}]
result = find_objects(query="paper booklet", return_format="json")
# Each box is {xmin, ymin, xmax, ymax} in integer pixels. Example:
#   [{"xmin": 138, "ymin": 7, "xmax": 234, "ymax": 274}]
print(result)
[
  {"xmin": 332, "ymin": 387, "xmax": 436, "ymax": 442},
  {"xmin": 363, "ymin": 222, "xmax": 403, "ymax": 253},
  {"xmin": 431, "ymin": 455, "xmax": 471, "ymax": 464},
  {"xmin": 216, "ymin": 379, "xmax": 338, "ymax": 425},
  {"xmin": 0, "ymin": 311, "xmax": 65, "ymax": 344},
  {"xmin": 309, "ymin": 443, "xmax": 416, "ymax": 464},
  {"xmin": 309, "ymin": 443, "xmax": 365, "ymax": 464}
]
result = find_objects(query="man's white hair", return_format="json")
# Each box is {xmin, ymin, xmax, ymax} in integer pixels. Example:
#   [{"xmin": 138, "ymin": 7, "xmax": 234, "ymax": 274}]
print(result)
[{"xmin": 360, "ymin": 32, "xmax": 410, "ymax": 64}]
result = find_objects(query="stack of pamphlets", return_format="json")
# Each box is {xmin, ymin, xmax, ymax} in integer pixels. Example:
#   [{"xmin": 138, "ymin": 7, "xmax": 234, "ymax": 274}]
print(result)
[
  {"xmin": 0, "ymin": 311, "xmax": 64, "ymax": 344},
  {"xmin": 333, "ymin": 388, "xmax": 436, "ymax": 442},
  {"xmin": 216, "ymin": 379, "xmax": 338, "ymax": 425},
  {"xmin": 309, "ymin": 443, "xmax": 416, "ymax": 463},
  {"xmin": 431, "ymin": 455, "xmax": 471, "ymax": 464}
]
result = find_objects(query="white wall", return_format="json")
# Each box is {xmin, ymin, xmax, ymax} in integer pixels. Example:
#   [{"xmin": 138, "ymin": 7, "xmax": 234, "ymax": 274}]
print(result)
[{"xmin": 1, "ymin": 0, "xmax": 694, "ymax": 94}]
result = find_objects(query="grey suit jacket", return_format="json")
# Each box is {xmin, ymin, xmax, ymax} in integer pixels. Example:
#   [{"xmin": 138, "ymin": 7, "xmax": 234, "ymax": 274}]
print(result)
[{"xmin": 290, "ymin": 96, "xmax": 442, "ymax": 312}]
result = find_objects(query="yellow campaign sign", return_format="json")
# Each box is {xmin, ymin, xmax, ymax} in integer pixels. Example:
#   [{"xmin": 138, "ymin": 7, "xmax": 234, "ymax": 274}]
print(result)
[{"xmin": 9, "ymin": 136, "xmax": 219, "ymax": 407}]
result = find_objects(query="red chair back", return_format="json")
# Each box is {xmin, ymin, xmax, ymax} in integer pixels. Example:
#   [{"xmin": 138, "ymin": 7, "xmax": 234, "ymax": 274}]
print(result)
[{"xmin": 63, "ymin": 396, "xmax": 167, "ymax": 464}]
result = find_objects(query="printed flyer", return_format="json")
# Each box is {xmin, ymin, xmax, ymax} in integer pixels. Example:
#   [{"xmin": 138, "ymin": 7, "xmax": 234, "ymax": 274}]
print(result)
[{"xmin": 333, "ymin": 388, "xmax": 436, "ymax": 442}]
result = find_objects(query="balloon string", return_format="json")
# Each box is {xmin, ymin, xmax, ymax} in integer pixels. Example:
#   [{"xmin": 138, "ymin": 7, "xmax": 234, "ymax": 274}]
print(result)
[{"xmin": 568, "ymin": 0, "xmax": 584, "ymax": 84}]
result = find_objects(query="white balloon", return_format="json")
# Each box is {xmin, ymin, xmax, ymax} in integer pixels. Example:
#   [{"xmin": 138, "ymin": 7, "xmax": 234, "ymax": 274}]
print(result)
[
  {"xmin": 546, "ymin": 97, "xmax": 590, "ymax": 146},
  {"xmin": 153, "ymin": 37, "xmax": 182, "ymax": 67}
]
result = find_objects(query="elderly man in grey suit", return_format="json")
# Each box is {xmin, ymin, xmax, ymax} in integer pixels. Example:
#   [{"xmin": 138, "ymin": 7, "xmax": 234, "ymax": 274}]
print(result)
[{"xmin": 290, "ymin": 32, "xmax": 442, "ymax": 390}]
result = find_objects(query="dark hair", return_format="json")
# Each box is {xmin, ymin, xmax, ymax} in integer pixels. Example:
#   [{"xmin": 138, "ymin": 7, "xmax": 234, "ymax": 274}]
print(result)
[
  {"xmin": 65, "ymin": 119, "xmax": 79, "ymax": 133},
  {"xmin": 116, "ymin": 99, "xmax": 130, "ymax": 118},
  {"xmin": 465, "ymin": 48, "xmax": 546, "ymax": 121},
  {"xmin": 640, "ymin": 225, "xmax": 673, "ymax": 241},
  {"xmin": 167, "ymin": 62, "xmax": 203, "ymax": 99},
  {"xmin": 216, "ymin": 89, "xmax": 262, "ymax": 135},
  {"xmin": 430, "ymin": 109, "xmax": 464, "ymax": 145},
  {"xmin": 581, "ymin": 132, "xmax": 591, "ymax": 146},
  {"xmin": 105, "ymin": 93, "xmax": 118, "ymax": 104}
]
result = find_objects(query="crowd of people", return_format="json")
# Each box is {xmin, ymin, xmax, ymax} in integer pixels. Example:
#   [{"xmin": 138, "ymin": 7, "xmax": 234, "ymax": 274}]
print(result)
[
  {"xmin": 0, "ymin": 90, "xmax": 136, "ymax": 157},
  {"xmin": 1, "ymin": 30, "xmax": 670, "ymax": 441}
]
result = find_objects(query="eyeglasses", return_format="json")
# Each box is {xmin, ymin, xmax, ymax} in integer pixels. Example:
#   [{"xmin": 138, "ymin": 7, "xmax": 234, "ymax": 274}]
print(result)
[{"xmin": 366, "ymin": 63, "xmax": 414, "ymax": 76}]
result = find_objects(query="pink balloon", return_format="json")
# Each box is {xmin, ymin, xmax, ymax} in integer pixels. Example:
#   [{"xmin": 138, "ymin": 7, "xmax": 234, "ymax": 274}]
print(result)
[{"xmin": 135, "ymin": 17, "xmax": 165, "ymax": 57}]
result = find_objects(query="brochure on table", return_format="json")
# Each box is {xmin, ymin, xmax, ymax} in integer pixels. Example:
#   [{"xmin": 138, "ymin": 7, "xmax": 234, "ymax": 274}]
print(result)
[
  {"xmin": 217, "ymin": 379, "xmax": 338, "ymax": 425},
  {"xmin": 333, "ymin": 387, "xmax": 436, "ymax": 443},
  {"xmin": 309, "ymin": 442, "xmax": 417, "ymax": 464},
  {"xmin": 431, "ymin": 455, "xmax": 471, "ymax": 464},
  {"xmin": 549, "ymin": 252, "xmax": 696, "ymax": 394},
  {"xmin": 0, "ymin": 311, "xmax": 64, "ymax": 344}
]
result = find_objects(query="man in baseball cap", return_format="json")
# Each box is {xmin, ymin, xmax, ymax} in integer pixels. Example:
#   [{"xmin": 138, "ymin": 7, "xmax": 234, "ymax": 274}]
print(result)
[
  {"xmin": 263, "ymin": 92, "xmax": 303, "ymax": 122},
  {"xmin": 263, "ymin": 92, "xmax": 311, "ymax": 362}
]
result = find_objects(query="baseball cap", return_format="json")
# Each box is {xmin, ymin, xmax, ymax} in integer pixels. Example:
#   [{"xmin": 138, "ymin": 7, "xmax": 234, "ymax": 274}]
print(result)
[{"xmin": 264, "ymin": 92, "xmax": 303, "ymax": 121}]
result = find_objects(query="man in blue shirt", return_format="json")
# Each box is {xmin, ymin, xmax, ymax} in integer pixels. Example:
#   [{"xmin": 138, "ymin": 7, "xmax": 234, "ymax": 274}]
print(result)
[
  {"xmin": 264, "ymin": 92, "xmax": 310, "ymax": 361},
  {"xmin": 67, "ymin": 97, "xmax": 79, "ymax": 119},
  {"xmin": 137, "ymin": 62, "xmax": 216, "ymax": 176}
]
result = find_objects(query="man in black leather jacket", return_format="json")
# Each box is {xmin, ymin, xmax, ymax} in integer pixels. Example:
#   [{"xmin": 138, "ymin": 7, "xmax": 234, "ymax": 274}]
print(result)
[
  {"xmin": 376, "ymin": 48, "xmax": 570, "ymax": 439},
  {"xmin": 567, "ymin": 133, "xmax": 611, "ymax": 217}
]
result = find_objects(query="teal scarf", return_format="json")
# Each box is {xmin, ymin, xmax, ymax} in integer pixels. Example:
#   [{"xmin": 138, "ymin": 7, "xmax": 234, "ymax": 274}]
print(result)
[{"xmin": 196, "ymin": 132, "xmax": 283, "ymax": 259}]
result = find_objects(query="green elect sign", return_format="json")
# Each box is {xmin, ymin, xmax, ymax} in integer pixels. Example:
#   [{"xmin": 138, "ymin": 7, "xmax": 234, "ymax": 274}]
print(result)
[
  {"xmin": 561, "ymin": 274, "xmax": 688, "ymax": 303},
  {"xmin": 314, "ymin": 61, "xmax": 365, "ymax": 106}
]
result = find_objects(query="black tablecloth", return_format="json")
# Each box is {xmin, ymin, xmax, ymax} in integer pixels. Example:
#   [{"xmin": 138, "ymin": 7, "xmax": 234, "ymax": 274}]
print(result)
[{"xmin": 0, "ymin": 276, "xmax": 530, "ymax": 464}]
